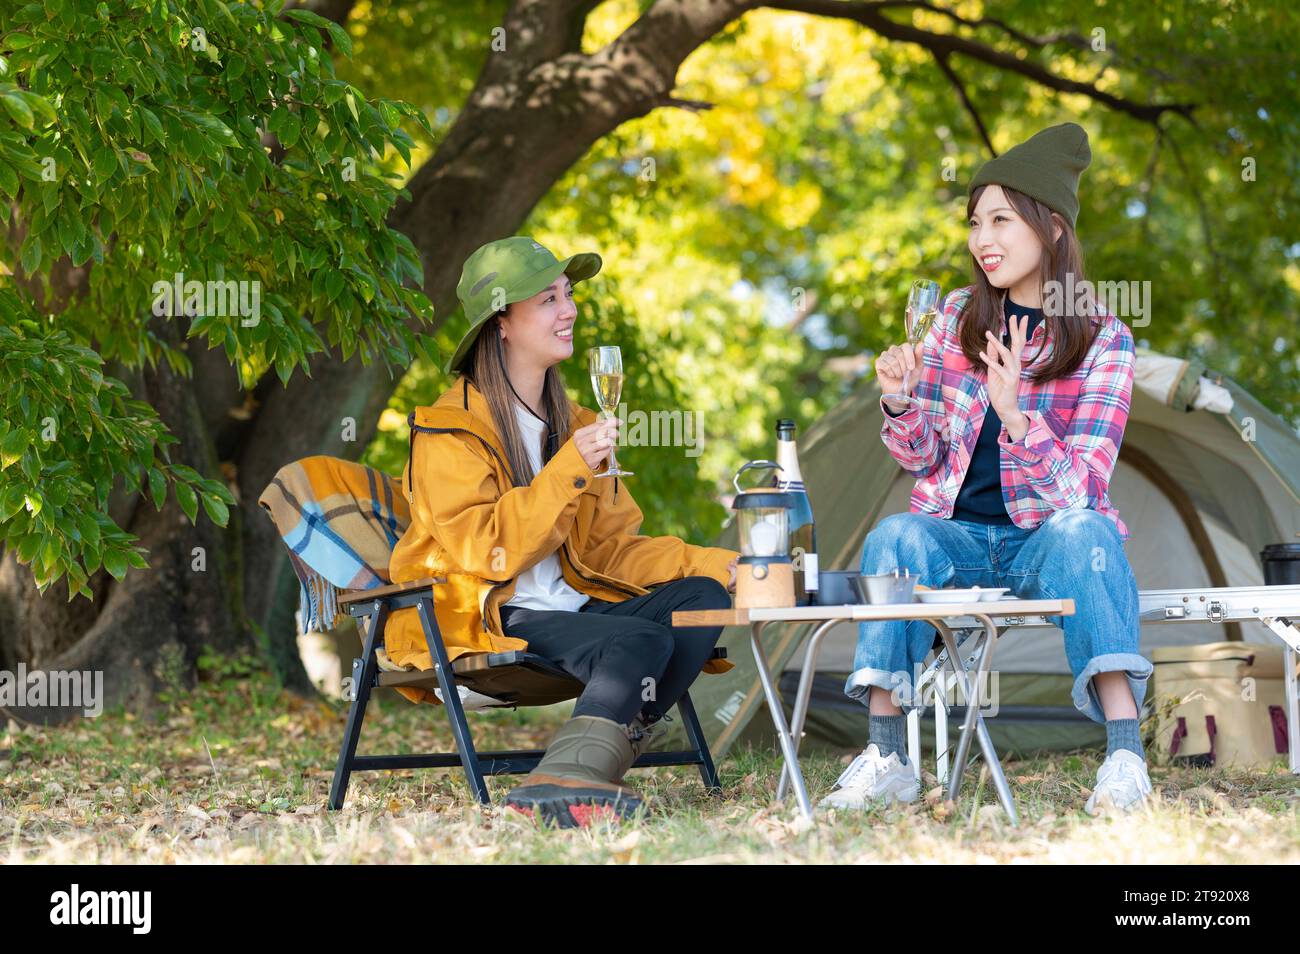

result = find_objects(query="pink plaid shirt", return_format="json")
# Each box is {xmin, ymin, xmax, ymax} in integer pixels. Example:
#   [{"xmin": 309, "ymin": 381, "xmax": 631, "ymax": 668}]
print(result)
[{"xmin": 880, "ymin": 285, "xmax": 1135, "ymax": 542}]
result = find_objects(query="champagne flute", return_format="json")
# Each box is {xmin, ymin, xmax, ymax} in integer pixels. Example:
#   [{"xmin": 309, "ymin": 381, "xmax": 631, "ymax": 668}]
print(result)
[
  {"xmin": 882, "ymin": 279, "xmax": 942, "ymax": 407},
  {"xmin": 587, "ymin": 346, "xmax": 633, "ymax": 478}
]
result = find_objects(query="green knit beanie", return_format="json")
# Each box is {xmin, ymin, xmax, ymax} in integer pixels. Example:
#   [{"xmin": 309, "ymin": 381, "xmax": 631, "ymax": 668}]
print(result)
[{"xmin": 969, "ymin": 122, "xmax": 1091, "ymax": 228}]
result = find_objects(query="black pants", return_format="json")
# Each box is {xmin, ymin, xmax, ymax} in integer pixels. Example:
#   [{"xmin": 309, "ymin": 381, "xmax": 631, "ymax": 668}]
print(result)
[{"xmin": 498, "ymin": 576, "xmax": 730, "ymax": 725}]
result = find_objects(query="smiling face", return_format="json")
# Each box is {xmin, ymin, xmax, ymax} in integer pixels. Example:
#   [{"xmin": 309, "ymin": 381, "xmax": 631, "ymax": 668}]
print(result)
[
  {"xmin": 498, "ymin": 274, "xmax": 577, "ymax": 370},
  {"xmin": 967, "ymin": 184, "xmax": 1047, "ymax": 295}
]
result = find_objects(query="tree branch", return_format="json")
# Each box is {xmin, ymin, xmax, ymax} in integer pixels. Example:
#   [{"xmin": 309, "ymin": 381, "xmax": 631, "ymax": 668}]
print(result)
[
  {"xmin": 873, "ymin": 0, "xmax": 1086, "ymax": 50},
  {"xmin": 764, "ymin": 0, "xmax": 1197, "ymax": 127},
  {"xmin": 932, "ymin": 51, "xmax": 995, "ymax": 156},
  {"xmin": 1159, "ymin": 125, "xmax": 1225, "ymax": 320},
  {"xmin": 564, "ymin": 0, "xmax": 606, "ymax": 53}
]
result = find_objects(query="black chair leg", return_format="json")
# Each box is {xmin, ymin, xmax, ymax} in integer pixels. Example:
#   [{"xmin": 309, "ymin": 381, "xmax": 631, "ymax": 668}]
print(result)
[
  {"xmin": 328, "ymin": 601, "xmax": 387, "ymax": 810},
  {"xmin": 417, "ymin": 596, "xmax": 491, "ymax": 805},
  {"xmin": 676, "ymin": 690, "xmax": 722, "ymax": 794}
]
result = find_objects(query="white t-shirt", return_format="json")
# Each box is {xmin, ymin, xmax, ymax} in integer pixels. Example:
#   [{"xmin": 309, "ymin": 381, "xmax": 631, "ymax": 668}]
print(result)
[{"xmin": 503, "ymin": 401, "xmax": 591, "ymax": 613}]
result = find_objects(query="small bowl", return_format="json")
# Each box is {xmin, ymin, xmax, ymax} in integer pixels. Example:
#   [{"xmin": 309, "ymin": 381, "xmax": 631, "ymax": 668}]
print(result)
[
  {"xmin": 814, "ymin": 570, "xmax": 862, "ymax": 605},
  {"xmin": 857, "ymin": 572, "xmax": 919, "ymax": 605}
]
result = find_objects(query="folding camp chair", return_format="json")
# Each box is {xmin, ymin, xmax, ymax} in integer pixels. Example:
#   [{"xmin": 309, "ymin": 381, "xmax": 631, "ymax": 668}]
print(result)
[{"xmin": 327, "ymin": 576, "xmax": 725, "ymax": 810}]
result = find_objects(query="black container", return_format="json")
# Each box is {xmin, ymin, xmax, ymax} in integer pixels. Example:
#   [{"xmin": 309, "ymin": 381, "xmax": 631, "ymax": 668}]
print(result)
[
  {"xmin": 814, "ymin": 570, "xmax": 861, "ymax": 606},
  {"xmin": 1260, "ymin": 543, "xmax": 1300, "ymax": 585}
]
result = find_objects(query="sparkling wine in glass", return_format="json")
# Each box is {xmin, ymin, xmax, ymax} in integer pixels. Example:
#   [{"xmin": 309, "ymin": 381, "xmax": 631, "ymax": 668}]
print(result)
[
  {"xmin": 882, "ymin": 279, "xmax": 941, "ymax": 407},
  {"xmin": 587, "ymin": 346, "xmax": 633, "ymax": 478}
]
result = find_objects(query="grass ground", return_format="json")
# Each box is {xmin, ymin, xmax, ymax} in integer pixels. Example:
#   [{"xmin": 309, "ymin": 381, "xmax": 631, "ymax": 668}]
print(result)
[{"xmin": 3, "ymin": 661, "xmax": 1298, "ymax": 864}]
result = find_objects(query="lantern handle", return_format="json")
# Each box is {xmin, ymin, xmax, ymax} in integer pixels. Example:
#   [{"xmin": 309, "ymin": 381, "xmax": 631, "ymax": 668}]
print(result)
[{"xmin": 733, "ymin": 460, "xmax": 784, "ymax": 496}]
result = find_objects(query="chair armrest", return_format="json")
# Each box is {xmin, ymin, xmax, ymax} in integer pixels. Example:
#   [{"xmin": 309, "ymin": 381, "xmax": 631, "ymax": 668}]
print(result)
[{"xmin": 338, "ymin": 576, "xmax": 447, "ymax": 608}]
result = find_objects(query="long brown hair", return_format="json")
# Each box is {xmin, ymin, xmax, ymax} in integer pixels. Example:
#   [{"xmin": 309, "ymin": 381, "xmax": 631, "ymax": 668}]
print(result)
[
  {"xmin": 464, "ymin": 310, "xmax": 573, "ymax": 488},
  {"xmin": 960, "ymin": 184, "xmax": 1101, "ymax": 384}
]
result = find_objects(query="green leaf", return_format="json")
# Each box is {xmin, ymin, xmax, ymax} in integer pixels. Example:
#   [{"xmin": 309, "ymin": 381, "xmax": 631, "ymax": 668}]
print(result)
[
  {"xmin": 102, "ymin": 547, "xmax": 127, "ymax": 580},
  {"xmin": 0, "ymin": 486, "xmax": 24, "ymax": 521},
  {"xmin": 278, "ymin": 111, "xmax": 301, "ymax": 148},
  {"xmin": 76, "ymin": 511, "xmax": 100, "ymax": 548},
  {"xmin": 93, "ymin": 147, "xmax": 117, "ymax": 181},
  {"xmin": 0, "ymin": 427, "xmax": 28, "ymax": 469},
  {"xmin": 17, "ymin": 533, "xmax": 41, "ymax": 563},
  {"xmin": 175, "ymin": 481, "xmax": 198, "ymax": 524},
  {"xmin": 200, "ymin": 492, "xmax": 229, "ymax": 527},
  {"xmin": 20, "ymin": 234, "xmax": 41, "ymax": 274},
  {"xmin": 138, "ymin": 105, "xmax": 165, "ymax": 145},
  {"xmin": 325, "ymin": 270, "xmax": 344, "ymax": 302},
  {"xmin": 21, "ymin": 90, "xmax": 57, "ymax": 126},
  {"xmin": 148, "ymin": 466, "xmax": 166, "ymax": 510},
  {"xmin": 285, "ymin": 8, "xmax": 353, "ymax": 56},
  {"xmin": 2, "ymin": 92, "xmax": 34, "ymax": 128}
]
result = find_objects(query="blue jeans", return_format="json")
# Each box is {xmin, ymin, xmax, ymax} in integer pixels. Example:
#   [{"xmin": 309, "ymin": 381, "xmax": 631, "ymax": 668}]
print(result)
[{"xmin": 845, "ymin": 509, "xmax": 1150, "ymax": 724}]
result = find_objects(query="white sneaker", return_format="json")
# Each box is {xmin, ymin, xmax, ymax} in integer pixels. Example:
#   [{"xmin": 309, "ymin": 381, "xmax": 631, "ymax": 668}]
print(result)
[
  {"xmin": 1085, "ymin": 749, "xmax": 1153, "ymax": 816},
  {"xmin": 818, "ymin": 743, "xmax": 920, "ymax": 810}
]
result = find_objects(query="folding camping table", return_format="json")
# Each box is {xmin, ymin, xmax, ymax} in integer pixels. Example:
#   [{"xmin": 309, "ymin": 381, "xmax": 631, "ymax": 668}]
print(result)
[
  {"xmin": 672, "ymin": 597, "xmax": 1075, "ymax": 823},
  {"xmin": 891, "ymin": 584, "xmax": 1300, "ymax": 788}
]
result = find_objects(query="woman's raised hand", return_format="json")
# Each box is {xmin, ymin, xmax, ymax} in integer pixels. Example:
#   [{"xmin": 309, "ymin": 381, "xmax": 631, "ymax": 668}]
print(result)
[
  {"xmin": 573, "ymin": 416, "xmax": 621, "ymax": 473},
  {"xmin": 876, "ymin": 340, "xmax": 926, "ymax": 401},
  {"xmin": 980, "ymin": 314, "xmax": 1028, "ymax": 421}
]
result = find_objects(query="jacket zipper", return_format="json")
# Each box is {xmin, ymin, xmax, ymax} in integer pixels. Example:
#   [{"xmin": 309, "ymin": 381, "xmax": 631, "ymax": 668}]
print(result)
[
  {"xmin": 561, "ymin": 542, "xmax": 639, "ymax": 598},
  {"xmin": 561, "ymin": 542, "xmax": 679, "ymax": 599},
  {"xmin": 408, "ymin": 419, "xmax": 518, "ymax": 487}
]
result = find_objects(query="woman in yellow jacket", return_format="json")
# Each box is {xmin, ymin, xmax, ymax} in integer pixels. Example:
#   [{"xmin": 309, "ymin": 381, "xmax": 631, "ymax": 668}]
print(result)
[{"xmin": 386, "ymin": 236, "xmax": 739, "ymax": 828}]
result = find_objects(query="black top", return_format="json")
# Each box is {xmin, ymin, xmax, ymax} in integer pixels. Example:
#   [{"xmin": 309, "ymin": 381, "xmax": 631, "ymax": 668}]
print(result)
[{"xmin": 950, "ymin": 296, "xmax": 1043, "ymax": 524}]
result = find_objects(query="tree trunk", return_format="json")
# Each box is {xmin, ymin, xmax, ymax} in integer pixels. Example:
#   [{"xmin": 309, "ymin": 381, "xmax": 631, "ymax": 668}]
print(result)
[{"xmin": 1, "ymin": 318, "xmax": 252, "ymax": 724}]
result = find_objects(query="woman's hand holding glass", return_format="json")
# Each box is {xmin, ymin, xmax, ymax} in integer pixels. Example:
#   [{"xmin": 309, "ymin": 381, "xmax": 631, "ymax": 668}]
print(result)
[
  {"xmin": 877, "ymin": 341, "xmax": 926, "ymax": 412},
  {"xmin": 573, "ymin": 417, "xmax": 621, "ymax": 473}
]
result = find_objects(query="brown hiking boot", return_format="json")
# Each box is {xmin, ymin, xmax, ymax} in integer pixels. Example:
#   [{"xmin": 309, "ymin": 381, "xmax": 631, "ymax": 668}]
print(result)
[{"xmin": 506, "ymin": 715, "xmax": 643, "ymax": 828}]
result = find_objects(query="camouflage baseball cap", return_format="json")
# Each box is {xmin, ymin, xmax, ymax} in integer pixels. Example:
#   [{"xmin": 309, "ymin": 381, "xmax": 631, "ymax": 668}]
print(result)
[{"xmin": 444, "ymin": 236, "xmax": 602, "ymax": 375}]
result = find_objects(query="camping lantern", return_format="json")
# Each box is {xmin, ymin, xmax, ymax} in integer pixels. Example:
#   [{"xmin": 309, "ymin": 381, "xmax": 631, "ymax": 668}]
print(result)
[{"xmin": 731, "ymin": 461, "xmax": 796, "ymax": 609}]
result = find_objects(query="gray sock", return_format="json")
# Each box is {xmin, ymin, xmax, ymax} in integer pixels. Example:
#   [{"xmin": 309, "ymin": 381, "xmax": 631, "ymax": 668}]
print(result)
[
  {"xmin": 869, "ymin": 713, "xmax": 908, "ymax": 764},
  {"xmin": 1106, "ymin": 718, "xmax": 1144, "ymax": 759}
]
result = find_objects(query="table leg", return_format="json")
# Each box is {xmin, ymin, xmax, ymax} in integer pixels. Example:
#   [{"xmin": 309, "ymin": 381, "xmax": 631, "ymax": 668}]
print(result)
[
  {"xmin": 749, "ymin": 620, "xmax": 814, "ymax": 820},
  {"xmin": 906, "ymin": 699, "xmax": 922, "ymax": 783},
  {"xmin": 933, "ymin": 627, "xmax": 979, "ymax": 785},
  {"xmin": 777, "ymin": 619, "xmax": 840, "ymax": 802},
  {"xmin": 934, "ymin": 616, "xmax": 1019, "ymax": 825},
  {"xmin": 1286, "ymin": 646, "xmax": 1299, "ymax": 775},
  {"xmin": 934, "ymin": 662, "xmax": 950, "ymax": 785}
]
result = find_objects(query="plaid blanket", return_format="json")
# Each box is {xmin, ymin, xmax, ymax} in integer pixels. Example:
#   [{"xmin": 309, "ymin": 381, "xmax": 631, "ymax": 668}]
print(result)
[{"xmin": 258, "ymin": 456, "xmax": 409, "ymax": 634}]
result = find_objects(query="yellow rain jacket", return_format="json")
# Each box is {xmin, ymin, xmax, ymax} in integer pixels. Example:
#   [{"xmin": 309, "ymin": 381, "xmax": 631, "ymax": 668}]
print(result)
[{"xmin": 385, "ymin": 375, "xmax": 738, "ymax": 704}]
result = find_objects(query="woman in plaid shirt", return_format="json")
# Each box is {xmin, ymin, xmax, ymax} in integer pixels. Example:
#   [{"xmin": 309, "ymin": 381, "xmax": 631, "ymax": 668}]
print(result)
[{"xmin": 823, "ymin": 124, "xmax": 1154, "ymax": 816}]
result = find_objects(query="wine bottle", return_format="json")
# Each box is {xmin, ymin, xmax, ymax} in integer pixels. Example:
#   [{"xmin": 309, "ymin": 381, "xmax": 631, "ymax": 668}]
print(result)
[{"xmin": 774, "ymin": 419, "xmax": 819, "ymax": 605}]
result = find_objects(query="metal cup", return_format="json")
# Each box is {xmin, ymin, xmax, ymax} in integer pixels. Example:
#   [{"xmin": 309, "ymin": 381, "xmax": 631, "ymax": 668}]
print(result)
[{"xmin": 856, "ymin": 572, "xmax": 919, "ymax": 605}]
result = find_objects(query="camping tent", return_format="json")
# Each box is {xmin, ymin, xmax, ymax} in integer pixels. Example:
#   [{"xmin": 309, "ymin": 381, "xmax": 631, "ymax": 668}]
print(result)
[{"xmin": 684, "ymin": 348, "xmax": 1300, "ymax": 759}]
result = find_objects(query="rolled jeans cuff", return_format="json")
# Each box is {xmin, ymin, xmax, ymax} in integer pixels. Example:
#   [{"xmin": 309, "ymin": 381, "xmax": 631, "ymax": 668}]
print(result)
[
  {"xmin": 1071, "ymin": 652, "xmax": 1153, "ymax": 725},
  {"xmin": 844, "ymin": 666, "xmax": 921, "ymax": 712}
]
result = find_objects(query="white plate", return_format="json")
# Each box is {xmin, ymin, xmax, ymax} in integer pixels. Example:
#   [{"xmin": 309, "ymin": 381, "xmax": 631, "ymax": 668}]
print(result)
[{"xmin": 916, "ymin": 587, "xmax": 1007, "ymax": 604}]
